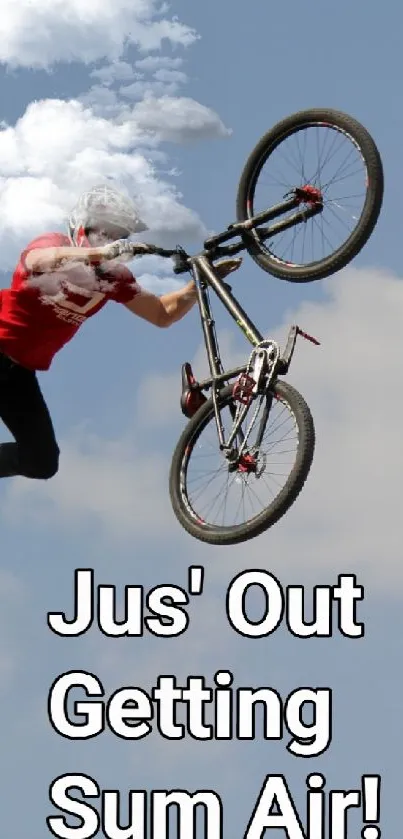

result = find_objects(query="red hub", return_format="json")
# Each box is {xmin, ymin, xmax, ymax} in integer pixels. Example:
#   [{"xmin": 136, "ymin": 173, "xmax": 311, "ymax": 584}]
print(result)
[
  {"xmin": 237, "ymin": 453, "xmax": 257, "ymax": 474},
  {"xmin": 295, "ymin": 185, "xmax": 323, "ymax": 206}
]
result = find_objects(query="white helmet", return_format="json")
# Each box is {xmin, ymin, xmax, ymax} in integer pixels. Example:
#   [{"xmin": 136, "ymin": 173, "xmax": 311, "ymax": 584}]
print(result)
[{"xmin": 68, "ymin": 184, "xmax": 148, "ymax": 245}]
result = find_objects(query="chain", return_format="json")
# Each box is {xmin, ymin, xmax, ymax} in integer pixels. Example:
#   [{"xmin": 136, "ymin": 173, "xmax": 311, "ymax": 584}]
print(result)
[{"xmin": 232, "ymin": 339, "xmax": 280, "ymax": 456}]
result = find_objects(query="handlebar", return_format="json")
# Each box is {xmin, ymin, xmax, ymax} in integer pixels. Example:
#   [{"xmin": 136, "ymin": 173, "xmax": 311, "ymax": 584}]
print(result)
[
  {"xmin": 131, "ymin": 240, "xmax": 244, "ymax": 274},
  {"xmin": 143, "ymin": 245, "xmax": 178, "ymax": 258},
  {"xmin": 138, "ymin": 244, "xmax": 191, "ymax": 275}
]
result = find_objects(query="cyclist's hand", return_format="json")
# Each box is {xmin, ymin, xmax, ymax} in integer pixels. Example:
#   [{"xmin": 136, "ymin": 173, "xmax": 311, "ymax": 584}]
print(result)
[{"xmin": 101, "ymin": 240, "xmax": 152, "ymax": 261}]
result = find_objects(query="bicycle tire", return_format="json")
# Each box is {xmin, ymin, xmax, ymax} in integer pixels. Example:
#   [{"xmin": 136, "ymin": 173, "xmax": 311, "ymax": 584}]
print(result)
[
  {"xmin": 169, "ymin": 379, "xmax": 315, "ymax": 546},
  {"xmin": 236, "ymin": 108, "xmax": 384, "ymax": 282}
]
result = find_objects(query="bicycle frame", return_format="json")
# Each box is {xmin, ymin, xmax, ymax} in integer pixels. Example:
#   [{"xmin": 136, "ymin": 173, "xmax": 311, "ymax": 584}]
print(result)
[
  {"xmin": 185, "ymin": 255, "xmax": 282, "ymax": 453},
  {"xmin": 181, "ymin": 192, "xmax": 322, "ymax": 394},
  {"xmin": 192, "ymin": 254, "xmax": 261, "ymax": 377},
  {"xmin": 154, "ymin": 187, "xmax": 323, "ymax": 451},
  {"xmin": 187, "ymin": 255, "xmax": 312, "ymax": 393},
  {"xmin": 160, "ymin": 190, "xmax": 321, "ymax": 453}
]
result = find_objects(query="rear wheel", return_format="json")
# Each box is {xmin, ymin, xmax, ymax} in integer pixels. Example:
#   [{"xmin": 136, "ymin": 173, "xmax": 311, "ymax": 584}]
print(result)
[
  {"xmin": 236, "ymin": 108, "xmax": 384, "ymax": 281},
  {"xmin": 169, "ymin": 379, "xmax": 315, "ymax": 545}
]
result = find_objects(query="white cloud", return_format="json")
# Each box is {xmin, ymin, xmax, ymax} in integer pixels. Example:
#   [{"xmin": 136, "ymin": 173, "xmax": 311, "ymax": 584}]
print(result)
[
  {"xmin": 90, "ymin": 61, "xmax": 139, "ymax": 85},
  {"xmin": 199, "ymin": 265, "xmax": 403, "ymax": 592},
  {"xmin": 79, "ymin": 85, "xmax": 123, "ymax": 114},
  {"xmin": 0, "ymin": 571, "xmax": 26, "ymax": 692},
  {"xmin": 0, "ymin": 1, "xmax": 231, "ymax": 275},
  {"xmin": 0, "ymin": 96, "xmax": 225, "ymax": 268},
  {"xmin": 126, "ymin": 251, "xmax": 189, "ymax": 292},
  {"xmin": 3, "ymin": 430, "xmax": 175, "ymax": 542},
  {"xmin": 126, "ymin": 95, "xmax": 232, "ymax": 143},
  {"xmin": 0, "ymin": 0, "xmax": 198, "ymax": 69},
  {"xmin": 134, "ymin": 272, "xmax": 183, "ymax": 293},
  {"xmin": 118, "ymin": 68, "xmax": 188, "ymax": 100},
  {"xmin": 4, "ymin": 265, "xmax": 403, "ymax": 591},
  {"xmin": 119, "ymin": 67, "xmax": 189, "ymax": 99},
  {"xmin": 135, "ymin": 56, "xmax": 184, "ymax": 71},
  {"xmin": 119, "ymin": 79, "xmax": 182, "ymax": 100},
  {"xmin": 85, "ymin": 42, "xmax": 189, "ymax": 103},
  {"xmin": 0, "ymin": 331, "xmax": 245, "ymax": 539},
  {"xmin": 135, "ymin": 328, "xmax": 247, "ymax": 428},
  {"xmin": 154, "ymin": 68, "xmax": 187, "ymax": 84}
]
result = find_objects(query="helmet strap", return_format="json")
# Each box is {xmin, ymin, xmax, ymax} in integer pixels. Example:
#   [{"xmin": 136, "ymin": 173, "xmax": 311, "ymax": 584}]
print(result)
[{"xmin": 75, "ymin": 225, "xmax": 89, "ymax": 247}]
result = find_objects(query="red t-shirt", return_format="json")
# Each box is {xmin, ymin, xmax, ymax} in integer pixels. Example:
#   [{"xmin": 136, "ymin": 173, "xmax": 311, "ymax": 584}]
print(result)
[{"xmin": 0, "ymin": 233, "xmax": 142, "ymax": 370}]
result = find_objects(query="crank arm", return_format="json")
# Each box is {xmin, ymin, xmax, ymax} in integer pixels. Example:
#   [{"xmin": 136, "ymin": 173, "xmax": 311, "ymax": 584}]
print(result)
[{"xmin": 277, "ymin": 324, "xmax": 320, "ymax": 374}]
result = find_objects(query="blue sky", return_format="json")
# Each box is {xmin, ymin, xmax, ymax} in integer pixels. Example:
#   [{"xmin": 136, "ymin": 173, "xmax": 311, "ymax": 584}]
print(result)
[{"xmin": 0, "ymin": 1, "xmax": 401, "ymax": 837}]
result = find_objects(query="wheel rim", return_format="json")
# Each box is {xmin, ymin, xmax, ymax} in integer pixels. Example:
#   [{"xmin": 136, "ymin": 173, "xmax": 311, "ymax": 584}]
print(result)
[
  {"xmin": 246, "ymin": 121, "xmax": 370, "ymax": 269},
  {"xmin": 179, "ymin": 393, "xmax": 300, "ymax": 532}
]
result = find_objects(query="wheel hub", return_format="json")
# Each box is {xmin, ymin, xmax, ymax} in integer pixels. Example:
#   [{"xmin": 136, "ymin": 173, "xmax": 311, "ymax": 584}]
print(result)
[
  {"xmin": 295, "ymin": 185, "xmax": 323, "ymax": 206},
  {"xmin": 226, "ymin": 452, "xmax": 258, "ymax": 474}
]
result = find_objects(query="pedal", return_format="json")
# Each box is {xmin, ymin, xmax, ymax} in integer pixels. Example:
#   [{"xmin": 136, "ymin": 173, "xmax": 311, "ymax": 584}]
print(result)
[
  {"xmin": 180, "ymin": 362, "xmax": 207, "ymax": 418},
  {"xmin": 233, "ymin": 373, "xmax": 256, "ymax": 405}
]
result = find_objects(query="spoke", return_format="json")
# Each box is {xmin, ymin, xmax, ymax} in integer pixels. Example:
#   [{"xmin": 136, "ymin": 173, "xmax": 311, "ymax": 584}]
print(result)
[
  {"xmin": 275, "ymin": 221, "xmax": 305, "ymax": 262},
  {"xmin": 251, "ymin": 123, "xmax": 367, "ymax": 268},
  {"xmin": 247, "ymin": 478, "xmax": 276, "ymax": 507},
  {"xmin": 181, "ymin": 371, "xmax": 302, "ymax": 529},
  {"xmin": 323, "ymin": 165, "xmax": 366, "ymax": 191},
  {"xmin": 276, "ymin": 145, "xmax": 305, "ymax": 180},
  {"xmin": 233, "ymin": 480, "xmax": 246, "ymax": 525},
  {"xmin": 311, "ymin": 213, "xmax": 335, "ymax": 254},
  {"xmin": 309, "ymin": 129, "xmax": 348, "ymax": 185},
  {"xmin": 323, "ymin": 202, "xmax": 355, "ymax": 235},
  {"xmin": 322, "ymin": 151, "xmax": 361, "ymax": 192},
  {"xmin": 256, "ymin": 171, "xmax": 294, "ymax": 191},
  {"xmin": 294, "ymin": 129, "xmax": 308, "ymax": 181},
  {"xmin": 189, "ymin": 468, "xmax": 226, "ymax": 506},
  {"xmin": 221, "ymin": 472, "xmax": 231, "ymax": 525},
  {"xmin": 259, "ymin": 471, "xmax": 286, "ymax": 494},
  {"xmin": 196, "ymin": 473, "xmax": 233, "ymax": 521},
  {"xmin": 209, "ymin": 471, "xmax": 232, "ymax": 526},
  {"xmin": 326, "ymin": 192, "xmax": 365, "ymax": 207}
]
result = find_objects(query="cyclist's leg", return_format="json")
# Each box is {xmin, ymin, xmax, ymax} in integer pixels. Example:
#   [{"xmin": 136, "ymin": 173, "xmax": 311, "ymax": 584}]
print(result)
[{"xmin": 0, "ymin": 351, "xmax": 59, "ymax": 479}]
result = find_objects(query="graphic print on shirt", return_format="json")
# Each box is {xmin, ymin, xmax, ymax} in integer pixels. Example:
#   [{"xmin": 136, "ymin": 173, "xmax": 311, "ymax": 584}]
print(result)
[
  {"xmin": 30, "ymin": 262, "xmax": 118, "ymax": 326},
  {"xmin": 41, "ymin": 279, "xmax": 106, "ymax": 325},
  {"xmin": 21, "ymin": 241, "xmax": 138, "ymax": 333}
]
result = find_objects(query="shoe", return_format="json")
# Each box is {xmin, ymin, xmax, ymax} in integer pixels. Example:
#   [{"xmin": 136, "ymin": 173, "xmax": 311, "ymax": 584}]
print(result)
[{"xmin": 214, "ymin": 257, "xmax": 243, "ymax": 279}]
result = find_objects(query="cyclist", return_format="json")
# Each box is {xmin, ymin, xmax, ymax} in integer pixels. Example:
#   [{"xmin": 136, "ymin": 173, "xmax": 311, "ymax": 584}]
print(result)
[{"xmin": 0, "ymin": 185, "xmax": 240, "ymax": 480}]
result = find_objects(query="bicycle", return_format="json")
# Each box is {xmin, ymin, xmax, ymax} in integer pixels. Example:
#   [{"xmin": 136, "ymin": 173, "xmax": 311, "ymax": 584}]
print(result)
[{"xmin": 140, "ymin": 108, "xmax": 384, "ymax": 545}]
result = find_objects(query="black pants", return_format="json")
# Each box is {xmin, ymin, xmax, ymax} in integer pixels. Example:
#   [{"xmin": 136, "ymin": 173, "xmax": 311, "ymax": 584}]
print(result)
[{"xmin": 0, "ymin": 351, "xmax": 59, "ymax": 479}]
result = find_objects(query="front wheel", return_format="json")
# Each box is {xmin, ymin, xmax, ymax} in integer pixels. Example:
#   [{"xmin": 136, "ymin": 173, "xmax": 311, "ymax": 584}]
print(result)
[
  {"xmin": 169, "ymin": 379, "xmax": 315, "ymax": 546},
  {"xmin": 236, "ymin": 108, "xmax": 384, "ymax": 282}
]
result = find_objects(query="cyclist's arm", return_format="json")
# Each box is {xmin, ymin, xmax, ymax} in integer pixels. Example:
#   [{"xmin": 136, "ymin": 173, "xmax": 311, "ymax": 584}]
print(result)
[
  {"xmin": 124, "ymin": 280, "xmax": 197, "ymax": 328},
  {"xmin": 25, "ymin": 245, "xmax": 108, "ymax": 273}
]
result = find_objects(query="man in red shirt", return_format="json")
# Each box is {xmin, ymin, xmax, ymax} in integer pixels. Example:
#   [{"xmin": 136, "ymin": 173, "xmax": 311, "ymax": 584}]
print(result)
[{"xmin": 0, "ymin": 185, "xmax": 239, "ymax": 480}]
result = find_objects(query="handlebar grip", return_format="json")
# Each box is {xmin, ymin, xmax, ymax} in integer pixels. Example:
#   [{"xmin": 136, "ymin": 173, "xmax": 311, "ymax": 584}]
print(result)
[{"xmin": 137, "ymin": 244, "xmax": 190, "ymax": 273}]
